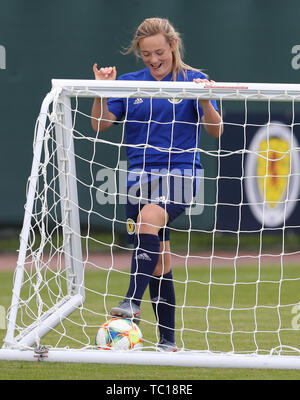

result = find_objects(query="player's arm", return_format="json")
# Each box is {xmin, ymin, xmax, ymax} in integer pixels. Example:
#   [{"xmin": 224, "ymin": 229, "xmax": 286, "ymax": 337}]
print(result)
[
  {"xmin": 200, "ymin": 100, "xmax": 224, "ymax": 138},
  {"xmin": 193, "ymin": 78, "xmax": 224, "ymax": 138},
  {"xmin": 91, "ymin": 64, "xmax": 117, "ymax": 132}
]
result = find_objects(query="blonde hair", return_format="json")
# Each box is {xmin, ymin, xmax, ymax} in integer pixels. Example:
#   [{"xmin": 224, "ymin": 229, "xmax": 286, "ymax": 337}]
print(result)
[{"xmin": 124, "ymin": 17, "xmax": 200, "ymax": 81}]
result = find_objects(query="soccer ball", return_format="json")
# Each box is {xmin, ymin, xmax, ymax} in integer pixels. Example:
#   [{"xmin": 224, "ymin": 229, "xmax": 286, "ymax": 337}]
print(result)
[{"xmin": 95, "ymin": 318, "xmax": 143, "ymax": 350}]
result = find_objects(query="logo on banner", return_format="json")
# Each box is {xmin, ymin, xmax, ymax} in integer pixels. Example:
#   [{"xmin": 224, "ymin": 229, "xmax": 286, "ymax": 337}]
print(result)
[
  {"xmin": 245, "ymin": 122, "xmax": 300, "ymax": 227},
  {"xmin": 256, "ymin": 137, "xmax": 290, "ymax": 207},
  {"xmin": 0, "ymin": 45, "xmax": 6, "ymax": 70}
]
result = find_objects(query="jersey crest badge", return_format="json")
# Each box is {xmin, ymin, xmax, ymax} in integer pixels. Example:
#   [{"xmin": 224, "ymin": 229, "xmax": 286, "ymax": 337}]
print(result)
[
  {"xmin": 168, "ymin": 98, "xmax": 183, "ymax": 104},
  {"xmin": 126, "ymin": 218, "xmax": 136, "ymax": 235}
]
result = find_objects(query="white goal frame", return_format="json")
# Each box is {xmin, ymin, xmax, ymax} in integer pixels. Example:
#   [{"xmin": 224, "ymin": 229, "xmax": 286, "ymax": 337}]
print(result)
[{"xmin": 1, "ymin": 79, "xmax": 300, "ymax": 369}]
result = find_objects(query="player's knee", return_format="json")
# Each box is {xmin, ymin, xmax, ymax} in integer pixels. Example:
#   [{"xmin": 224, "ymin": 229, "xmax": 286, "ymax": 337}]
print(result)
[{"xmin": 137, "ymin": 204, "xmax": 168, "ymax": 234}]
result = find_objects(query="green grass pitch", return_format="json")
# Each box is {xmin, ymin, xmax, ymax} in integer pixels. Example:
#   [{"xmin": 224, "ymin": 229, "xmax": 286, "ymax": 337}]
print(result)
[{"xmin": 0, "ymin": 263, "xmax": 300, "ymax": 380}]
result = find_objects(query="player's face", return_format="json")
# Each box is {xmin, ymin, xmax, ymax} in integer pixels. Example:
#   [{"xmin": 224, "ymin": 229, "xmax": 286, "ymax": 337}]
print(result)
[{"xmin": 139, "ymin": 34, "xmax": 175, "ymax": 80}]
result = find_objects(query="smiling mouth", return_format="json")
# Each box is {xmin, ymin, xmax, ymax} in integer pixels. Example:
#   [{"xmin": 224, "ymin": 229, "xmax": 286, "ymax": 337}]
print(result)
[{"xmin": 151, "ymin": 63, "xmax": 162, "ymax": 70}]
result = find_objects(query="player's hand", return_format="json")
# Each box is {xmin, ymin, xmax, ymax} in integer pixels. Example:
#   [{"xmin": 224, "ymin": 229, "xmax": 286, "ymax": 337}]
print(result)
[
  {"xmin": 193, "ymin": 78, "xmax": 215, "ymax": 106},
  {"xmin": 193, "ymin": 78, "xmax": 215, "ymax": 84},
  {"xmin": 93, "ymin": 63, "xmax": 117, "ymax": 80}
]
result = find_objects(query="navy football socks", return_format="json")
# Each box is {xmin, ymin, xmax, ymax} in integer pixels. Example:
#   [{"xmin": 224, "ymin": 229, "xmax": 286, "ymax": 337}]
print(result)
[
  {"xmin": 149, "ymin": 270, "xmax": 176, "ymax": 344},
  {"xmin": 126, "ymin": 233, "xmax": 160, "ymax": 306}
]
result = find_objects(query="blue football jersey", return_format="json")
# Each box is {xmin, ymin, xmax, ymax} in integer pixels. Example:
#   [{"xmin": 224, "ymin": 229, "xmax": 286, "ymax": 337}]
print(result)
[{"xmin": 107, "ymin": 67, "xmax": 218, "ymax": 172}]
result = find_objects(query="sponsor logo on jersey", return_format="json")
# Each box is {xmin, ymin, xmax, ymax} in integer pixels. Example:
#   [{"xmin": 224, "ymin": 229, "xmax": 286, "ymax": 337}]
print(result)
[{"xmin": 133, "ymin": 98, "xmax": 144, "ymax": 105}]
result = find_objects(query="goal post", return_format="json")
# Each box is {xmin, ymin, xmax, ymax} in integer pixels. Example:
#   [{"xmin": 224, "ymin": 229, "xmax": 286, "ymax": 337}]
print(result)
[
  {"xmin": 3, "ymin": 88, "xmax": 85, "ymax": 350},
  {"xmin": 1, "ymin": 79, "xmax": 300, "ymax": 369}
]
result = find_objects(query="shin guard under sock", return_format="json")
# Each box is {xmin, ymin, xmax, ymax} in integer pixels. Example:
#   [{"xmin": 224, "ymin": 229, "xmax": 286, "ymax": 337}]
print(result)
[
  {"xmin": 149, "ymin": 270, "xmax": 176, "ymax": 343},
  {"xmin": 126, "ymin": 234, "xmax": 160, "ymax": 306}
]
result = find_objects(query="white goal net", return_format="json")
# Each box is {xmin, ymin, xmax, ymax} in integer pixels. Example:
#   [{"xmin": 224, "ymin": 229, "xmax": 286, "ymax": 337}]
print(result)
[{"xmin": 1, "ymin": 79, "xmax": 300, "ymax": 369}]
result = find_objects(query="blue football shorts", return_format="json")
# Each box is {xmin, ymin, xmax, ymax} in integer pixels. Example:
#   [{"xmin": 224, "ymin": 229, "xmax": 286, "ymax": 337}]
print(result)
[{"xmin": 125, "ymin": 170, "xmax": 201, "ymax": 243}]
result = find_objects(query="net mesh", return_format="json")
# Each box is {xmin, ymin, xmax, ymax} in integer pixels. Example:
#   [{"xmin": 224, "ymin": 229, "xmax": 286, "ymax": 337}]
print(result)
[{"xmin": 8, "ymin": 83, "xmax": 300, "ymax": 355}]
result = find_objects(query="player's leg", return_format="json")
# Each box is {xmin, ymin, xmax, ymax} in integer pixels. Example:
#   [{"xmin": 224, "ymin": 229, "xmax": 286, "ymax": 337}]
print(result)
[
  {"xmin": 111, "ymin": 204, "xmax": 167, "ymax": 321},
  {"xmin": 146, "ymin": 171, "xmax": 194, "ymax": 350},
  {"xmin": 154, "ymin": 240, "xmax": 171, "ymax": 276},
  {"xmin": 149, "ymin": 240, "xmax": 177, "ymax": 351}
]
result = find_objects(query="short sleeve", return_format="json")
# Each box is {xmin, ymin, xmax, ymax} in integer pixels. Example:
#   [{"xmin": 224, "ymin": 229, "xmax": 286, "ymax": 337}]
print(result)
[{"xmin": 107, "ymin": 97, "xmax": 124, "ymax": 121}]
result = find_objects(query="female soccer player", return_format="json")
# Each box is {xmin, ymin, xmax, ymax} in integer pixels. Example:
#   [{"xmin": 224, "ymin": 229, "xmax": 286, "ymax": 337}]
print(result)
[{"xmin": 91, "ymin": 17, "xmax": 223, "ymax": 351}]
